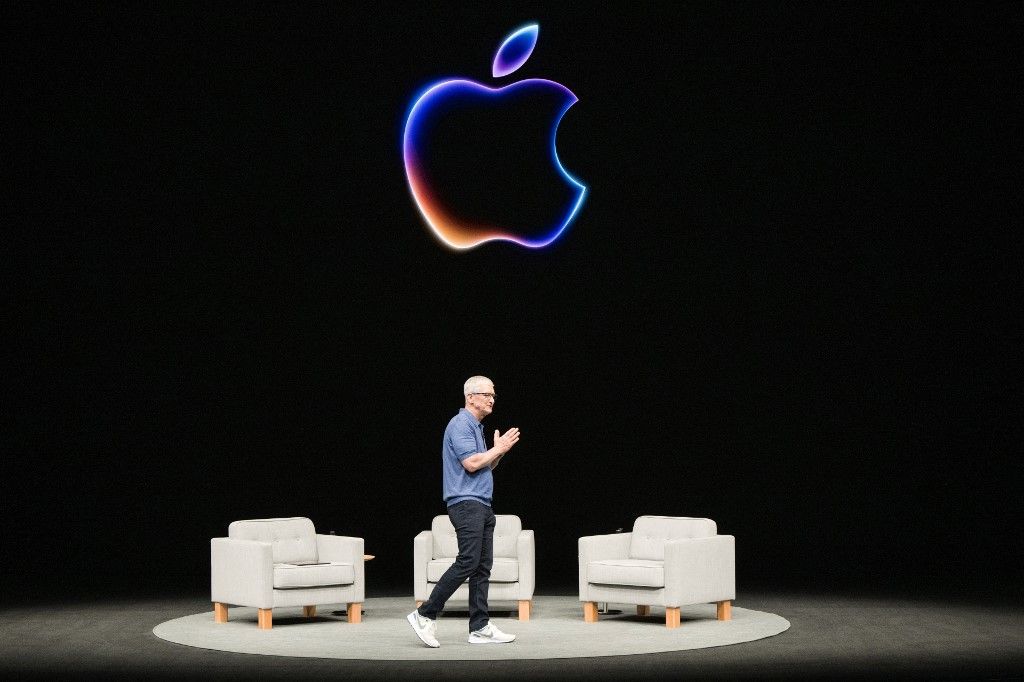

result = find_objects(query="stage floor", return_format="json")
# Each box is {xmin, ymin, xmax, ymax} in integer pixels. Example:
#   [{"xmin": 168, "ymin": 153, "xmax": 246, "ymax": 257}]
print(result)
[
  {"xmin": 1, "ymin": 591, "xmax": 1022, "ymax": 680},
  {"xmin": 153, "ymin": 596, "xmax": 789, "ymax": 660}
]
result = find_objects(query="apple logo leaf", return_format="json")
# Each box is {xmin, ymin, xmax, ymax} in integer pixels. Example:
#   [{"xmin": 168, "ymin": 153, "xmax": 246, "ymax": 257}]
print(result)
[{"xmin": 492, "ymin": 24, "xmax": 539, "ymax": 78}]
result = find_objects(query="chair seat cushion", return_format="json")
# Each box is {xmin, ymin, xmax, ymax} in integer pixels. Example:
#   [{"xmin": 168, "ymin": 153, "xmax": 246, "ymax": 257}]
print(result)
[
  {"xmin": 588, "ymin": 559, "xmax": 664, "ymax": 588},
  {"xmin": 427, "ymin": 557, "xmax": 519, "ymax": 583},
  {"xmin": 274, "ymin": 562, "xmax": 354, "ymax": 589}
]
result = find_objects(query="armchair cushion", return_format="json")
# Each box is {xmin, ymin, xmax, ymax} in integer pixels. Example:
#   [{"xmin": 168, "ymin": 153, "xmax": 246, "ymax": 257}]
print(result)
[
  {"xmin": 427, "ymin": 557, "xmax": 519, "ymax": 583},
  {"xmin": 629, "ymin": 516, "xmax": 717, "ymax": 560},
  {"xmin": 229, "ymin": 517, "xmax": 318, "ymax": 565},
  {"xmin": 588, "ymin": 559, "xmax": 664, "ymax": 588},
  {"xmin": 492, "ymin": 515, "xmax": 523, "ymax": 557},
  {"xmin": 273, "ymin": 562, "xmax": 354, "ymax": 589}
]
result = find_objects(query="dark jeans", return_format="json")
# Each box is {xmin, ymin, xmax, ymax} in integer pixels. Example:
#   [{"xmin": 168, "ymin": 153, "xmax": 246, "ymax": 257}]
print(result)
[{"xmin": 417, "ymin": 499, "xmax": 495, "ymax": 632}]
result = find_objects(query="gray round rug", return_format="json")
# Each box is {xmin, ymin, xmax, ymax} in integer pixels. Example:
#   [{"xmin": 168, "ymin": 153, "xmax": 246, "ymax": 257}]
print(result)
[{"xmin": 153, "ymin": 596, "xmax": 789, "ymax": 660}]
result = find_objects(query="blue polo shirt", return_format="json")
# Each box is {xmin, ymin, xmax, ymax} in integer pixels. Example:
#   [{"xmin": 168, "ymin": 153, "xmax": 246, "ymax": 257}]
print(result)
[{"xmin": 442, "ymin": 407, "xmax": 493, "ymax": 507}]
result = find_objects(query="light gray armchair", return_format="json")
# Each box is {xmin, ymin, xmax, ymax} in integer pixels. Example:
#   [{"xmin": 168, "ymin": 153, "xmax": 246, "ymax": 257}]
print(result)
[
  {"xmin": 211, "ymin": 517, "xmax": 365, "ymax": 629},
  {"xmin": 578, "ymin": 515, "xmax": 735, "ymax": 628},
  {"xmin": 414, "ymin": 514, "xmax": 535, "ymax": 620}
]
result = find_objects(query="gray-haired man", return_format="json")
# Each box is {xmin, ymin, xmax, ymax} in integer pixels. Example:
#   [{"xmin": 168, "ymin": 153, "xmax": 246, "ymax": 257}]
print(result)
[{"xmin": 407, "ymin": 376, "xmax": 521, "ymax": 647}]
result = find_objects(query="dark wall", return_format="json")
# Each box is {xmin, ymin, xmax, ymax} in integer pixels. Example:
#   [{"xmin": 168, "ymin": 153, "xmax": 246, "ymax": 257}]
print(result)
[{"xmin": 6, "ymin": 2, "xmax": 1021, "ymax": 602}]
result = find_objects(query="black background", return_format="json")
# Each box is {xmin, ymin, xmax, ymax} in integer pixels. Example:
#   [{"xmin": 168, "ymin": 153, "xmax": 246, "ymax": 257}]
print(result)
[{"xmin": 5, "ymin": 2, "xmax": 1021, "ymax": 603}]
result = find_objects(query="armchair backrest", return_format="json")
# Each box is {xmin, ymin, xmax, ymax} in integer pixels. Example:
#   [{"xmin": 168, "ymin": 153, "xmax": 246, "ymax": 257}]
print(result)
[
  {"xmin": 628, "ymin": 515, "xmax": 717, "ymax": 560},
  {"xmin": 228, "ymin": 517, "xmax": 318, "ymax": 564},
  {"xmin": 431, "ymin": 514, "xmax": 522, "ymax": 559}
]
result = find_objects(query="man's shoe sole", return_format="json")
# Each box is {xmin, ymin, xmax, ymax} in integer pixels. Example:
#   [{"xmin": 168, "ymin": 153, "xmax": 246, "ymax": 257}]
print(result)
[{"xmin": 407, "ymin": 612, "xmax": 440, "ymax": 648}]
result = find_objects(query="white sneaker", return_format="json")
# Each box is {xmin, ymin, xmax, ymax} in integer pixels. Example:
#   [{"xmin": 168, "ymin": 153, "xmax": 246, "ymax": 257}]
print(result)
[
  {"xmin": 407, "ymin": 610, "xmax": 439, "ymax": 648},
  {"xmin": 468, "ymin": 622, "xmax": 516, "ymax": 644}
]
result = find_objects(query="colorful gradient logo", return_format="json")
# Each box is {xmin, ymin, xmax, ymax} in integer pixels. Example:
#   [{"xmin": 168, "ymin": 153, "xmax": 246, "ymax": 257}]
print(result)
[{"xmin": 403, "ymin": 24, "xmax": 587, "ymax": 249}]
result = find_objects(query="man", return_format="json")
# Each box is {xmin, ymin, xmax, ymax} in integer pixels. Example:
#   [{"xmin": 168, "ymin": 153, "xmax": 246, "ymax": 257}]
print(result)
[{"xmin": 407, "ymin": 376, "xmax": 521, "ymax": 647}]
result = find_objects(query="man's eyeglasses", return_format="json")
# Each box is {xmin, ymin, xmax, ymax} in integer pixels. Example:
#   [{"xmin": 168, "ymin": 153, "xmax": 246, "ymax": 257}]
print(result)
[{"xmin": 470, "ymin": 392, "xmax": 496, "ymax": 400}]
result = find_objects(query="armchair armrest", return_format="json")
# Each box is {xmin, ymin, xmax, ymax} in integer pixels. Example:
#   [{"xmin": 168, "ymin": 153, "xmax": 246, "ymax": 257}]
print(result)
[
  {"xmin": 578, "ymin": 532, "xmax": 632, "ymax": 599},
  {"xmin": 663, "ymin": 534, "xmax": 735, "ymax": 606},
  {"xmin": 516, "ymin": 529, "xmax": 535, "ymax": 598},
  {"xmin": 413, "ymin": 530, "xmax": 432, "ymax": 601},
  {"xmin": 211, "ymin": 537, "xmax": 274, "ymax": 608},
  {"xmin": 316, "ymin": 534, "xmax": 365, "ymax": 601}
]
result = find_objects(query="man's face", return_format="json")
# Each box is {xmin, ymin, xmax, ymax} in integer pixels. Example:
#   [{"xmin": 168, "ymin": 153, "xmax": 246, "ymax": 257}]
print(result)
[{"xmin": 466, "ymin": 384, "xmax": 496, "ymax": 419}]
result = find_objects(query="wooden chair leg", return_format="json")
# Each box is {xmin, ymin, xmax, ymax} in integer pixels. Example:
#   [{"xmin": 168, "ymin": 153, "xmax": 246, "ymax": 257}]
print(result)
[
  {"xmin": 258, "ymin": 608, "xmax": 272, "ymax": 630},
  {"xmin": 665, "ymin": 606, "xmax": 681, "ymax": 628},
  {"xmin": 637, "ymin": 605, "xmax": 651, "ymax": 617},
  {"xmin": 347, "ymin": 602, "xmax": 362, "ymax": 623},
  {"xmin": 303, "ymin": 605, "xmax": 316, "ymax": 618},
  {"xmin": 583, "ymin": 601, "xmax": 599, "ymax": 622},
  {"xmin": 518, "ymin": 599, "xmax": 531, "ymax": 621},
  {"xmin": 213, "ymin": 602, "xmax": 228, "ymax": 623},
  {"xmin": 717, "ymin": 600, "xmax": 732, "ymax": 621}
]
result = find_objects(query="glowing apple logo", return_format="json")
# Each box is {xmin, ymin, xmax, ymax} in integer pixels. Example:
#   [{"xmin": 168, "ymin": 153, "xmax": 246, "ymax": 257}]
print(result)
[{"xmin": 403, "ymin": 24, "xmax": 587, "ymax": 249}]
